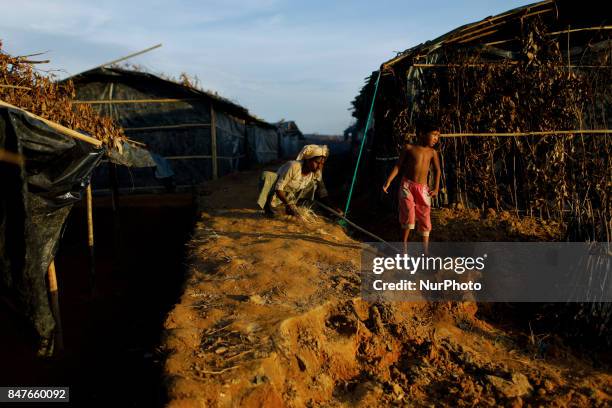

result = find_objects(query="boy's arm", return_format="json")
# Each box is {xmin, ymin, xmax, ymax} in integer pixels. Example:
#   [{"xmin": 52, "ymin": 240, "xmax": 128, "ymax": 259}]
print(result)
[
  {"xmin": 383, "ymin": 148, "xmax": 407, "ymax": 193},
  {"xmin": 429, "ymin": 150, "xmax": 441, "ymax": 197}
]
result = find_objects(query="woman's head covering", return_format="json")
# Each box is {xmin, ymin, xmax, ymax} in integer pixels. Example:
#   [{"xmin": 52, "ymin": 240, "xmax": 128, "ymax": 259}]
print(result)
[{"xmin": 296, "ymin": 144, "xmax": 329, "ymax": 161}]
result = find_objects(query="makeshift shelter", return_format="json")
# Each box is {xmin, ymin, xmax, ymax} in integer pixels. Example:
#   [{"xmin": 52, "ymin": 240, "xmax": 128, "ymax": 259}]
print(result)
[
  {"xmin": 347, "ymin": 0, "xmax": 611, "ymax": 343},
  {"xmin": 68, "ymin": 68, "xmax": 279, "ymax": 191},
  {"xmin": 350, "ymin": 0, "xmax": 611, "ymax": 241},
  {"xmin": 0, "ymin": 103, "xmax": 104, "ymax": 354}
]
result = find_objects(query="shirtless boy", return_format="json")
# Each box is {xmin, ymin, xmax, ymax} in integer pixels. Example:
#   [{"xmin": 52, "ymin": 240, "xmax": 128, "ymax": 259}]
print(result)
[{"xmin": 383, "ymin": 121, "xmax": 441, "ymax": 253}]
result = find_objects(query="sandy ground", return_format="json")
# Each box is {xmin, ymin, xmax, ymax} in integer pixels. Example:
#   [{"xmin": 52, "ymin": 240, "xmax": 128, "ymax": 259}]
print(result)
[{"xmin": 161, "ymin": 170, "xmax": 611, "ymax": 407}]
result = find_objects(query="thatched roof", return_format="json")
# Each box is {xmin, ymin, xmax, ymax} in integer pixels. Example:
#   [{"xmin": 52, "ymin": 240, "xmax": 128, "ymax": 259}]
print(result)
[{"xmin": 382, "ymin": 0, "xmax": 610, "ymax": 69}]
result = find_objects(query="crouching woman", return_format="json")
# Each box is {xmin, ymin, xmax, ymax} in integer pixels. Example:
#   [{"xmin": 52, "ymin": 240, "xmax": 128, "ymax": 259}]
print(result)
[{"xmin": 257, "ymin": 145, "xmax": 340, "ymax": 217}]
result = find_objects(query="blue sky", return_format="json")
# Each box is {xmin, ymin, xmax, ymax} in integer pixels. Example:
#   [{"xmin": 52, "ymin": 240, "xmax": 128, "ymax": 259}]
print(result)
[{"xmin": 1, "ymin": 1, "xmax": 533, "ymax": 134}]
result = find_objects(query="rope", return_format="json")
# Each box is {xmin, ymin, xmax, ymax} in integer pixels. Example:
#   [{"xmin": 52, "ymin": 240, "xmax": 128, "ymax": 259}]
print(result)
[
  {"xmin": 315, "ymin": 201, "xmax": 397, "ymax": 251},
  {"xmin": 344, "ymin": 70, "xmax": 381, "ymax": 217}
]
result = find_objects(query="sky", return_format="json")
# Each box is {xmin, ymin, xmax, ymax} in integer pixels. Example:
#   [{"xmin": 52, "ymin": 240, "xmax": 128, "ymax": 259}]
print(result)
[{"xmin": 0, "ymin": 1, "xmax": 534, "ymax": 134}]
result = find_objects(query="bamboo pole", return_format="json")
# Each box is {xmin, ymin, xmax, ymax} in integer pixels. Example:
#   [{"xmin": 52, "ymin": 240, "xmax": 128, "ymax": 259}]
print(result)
[
  {"xmin": 447, "ymin": 20, "xmax": 508, "ymax": 44},
  {"xmin": 0, "ymin": 100, "xmax": 103, "ymax": 147},
  {"xmin": 164, "ymin": 154, "xmax": 246, "ymax": 160},
  {"xmin": 0, "ymin": 148, "xmax": 24, "ymax": 165},
  {"xmin": 414, "ymin": 64, "xmax": 611, "ymax": 69},
  {"xmin": 107, "ymin": 83, "xmax": 122, "ymax": 275},
  {"xmin": 123, "ymin": 123, "xmax": 211, "ymax": 131},
  {"xmin": 78, "ymin": 44, "xmax": 162, "ymax": 74},
  {"xmin": 0, "ymin": 84, "xmax": 32, "ymax": 90},
  {"xmin": 86, "ymin": 184, "xmax": 95, "ymax": 292},
  {"xmin": 547, "ymin": 25, "xmax": 612, "ymax": 36},
  {"xmin": 72, "ymin": 98, "xmax": 199, "ymax": 105},
  {"xmin": 456, "ymin": 0, "xmax": 553, "ymax": 33},
  {"xmin": 210, "ymin": 103, "xmax": 218, "ymax": 180},
  {"xmin": 486, "ymin": 26, "xmax": 612, "ymax": 47},
  {"xmin": 457, "ymin": 29, "xmax": 499, "ymax": 44},
  {"xmin": 14, "ymin": 59, "xmax": 50, "ymax": 64},
  {"xmin": 243, "ymin": 118, "xmax": 249, "ymax": 168},
  {"xmin": 47, "ymin": 260, "xmax": 64, "ymax": 352},
  {"xmin": 405, "ymin": 129, "xmax": 612, "ymax": 138},
  {"xmin": 124, "ymin": 138, "xmax": 147, "ymax": 147},
  {"xmin": 413, "ymin": 62, "xmax": 519, "ymax": 68}
]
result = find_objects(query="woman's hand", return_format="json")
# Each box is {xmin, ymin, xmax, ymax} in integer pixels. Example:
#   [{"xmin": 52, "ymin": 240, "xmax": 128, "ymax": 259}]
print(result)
[
  {"xmin": 286, "ymin": 204, "xmax": 299, "ymax": 216},
  {"xmin": 382, "ymin": 182, "xmax": 391, "ymax": 194}
]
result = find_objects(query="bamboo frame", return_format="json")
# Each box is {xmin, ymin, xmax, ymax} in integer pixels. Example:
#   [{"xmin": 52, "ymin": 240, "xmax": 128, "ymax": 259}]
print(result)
[
  {"xmin": 0, "ymin": 84, "xmax": 31, "ymax": 90},
  {"xmin": 457, "ymin": 29, "xmax": 500, "ymax": 45},
  {"xmin": 0, "ymin": 148, "xmax": 24, "ymax": 165},
  {"xmin": 13, "ymin": 59, "xmax": 50, "ymax": 64},
  {"xmin": 164, "ymin": 154, "xmax": 246, "ymax": 160},
  {"xmin": 383, "ymin": 2, "xmax": 555, "ymax": 67},
  {"xmin": 547, "ymin": 25, "xmax": 612, "ymax": 36},
  {"xmin": 90, "ymin": 44, "xmax": 162, "ymax": 71},
  {"xmin": 69, "ymin": 44, "xmax": 162, "ymax": 78},
  {"xmin": 486, "ymin": 26, "xmax": 612, "ymax": 46},
  {"xmin": 446, "ymin": 20, "xmax": 508, "ymax": 44},
  {"xmin": 47, "ymin": 260, "xmax": 64, "ymax": 351},
  {"xmin": 123, "ymin": 123, "xmax": 211, "ymax": 131},
  {"xmin": 124, "ymin": 138, "xmax": 147, "ymax": 147},
  {"xmin": 456, "ymin": 0, "xmax": 553, "ymax": 33},
  {"xmin": 413, "ymin": 62, "xmax": 519, "ymax": 68},
  {"xmin": 73, "ymin": 98, "xmax": 200, "ymax": 105},
  {"xmin": 86, "ymin": 184, "xmax": 95, "ymax": 292},
  {"xmin": 210, "ymin": 104, "xmax": 218, "ymax": 180},
  {"xmin": 412, "ymin": 63, "xmax": 609, "ymax": 69},
  {"xmin": 403, "ymin": 130, "xmax": 612, "ymax": 138},
  {"xmin": 0, "ymin": 100, "xmax": 103, "ymax": 147},
  {"xmin": 438, "ymin": 129, "xmax": 612, "ymax": 137}
]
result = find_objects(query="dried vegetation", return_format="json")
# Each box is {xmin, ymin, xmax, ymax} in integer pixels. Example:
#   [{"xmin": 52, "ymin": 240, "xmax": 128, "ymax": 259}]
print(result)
[{"xmin": 0, "ymin": 41, "xmax": 125, "ymax": 148}]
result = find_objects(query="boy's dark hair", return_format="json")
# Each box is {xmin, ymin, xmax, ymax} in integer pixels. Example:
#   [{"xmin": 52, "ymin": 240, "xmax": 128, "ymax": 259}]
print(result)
[{"xmin": 415, "ymin": 118, "xmax": 440, "ymax": 137}]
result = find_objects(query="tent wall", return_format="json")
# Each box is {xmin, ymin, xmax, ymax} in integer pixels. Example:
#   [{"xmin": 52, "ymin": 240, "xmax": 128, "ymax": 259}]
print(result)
[
  {"xmin": 215, "ymin": 110, "xmax": 247, "ymax": 175},
  {"xmin": 247, "ymin": 125, "xmax": 279, "ymax": 164}
]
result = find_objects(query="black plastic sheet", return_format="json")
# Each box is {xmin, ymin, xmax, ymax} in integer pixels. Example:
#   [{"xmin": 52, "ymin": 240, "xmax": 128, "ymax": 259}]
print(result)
[{"xmin": 0, "ymin": 106, "xmax": 104, "ymax": 352}]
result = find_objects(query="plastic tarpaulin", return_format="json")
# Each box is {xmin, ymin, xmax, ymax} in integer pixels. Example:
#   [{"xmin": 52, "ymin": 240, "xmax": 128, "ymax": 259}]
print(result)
[
  {"xmin": 247, "ymin": 125, "xmax": 278, "ymax": 164},
  {"xmin": 0, "ymin": 106, "xmax": 104, "ymax": 353},
  {"xmin": 72, "ymin": 68, "xmax": 277, "ymax": 189}
]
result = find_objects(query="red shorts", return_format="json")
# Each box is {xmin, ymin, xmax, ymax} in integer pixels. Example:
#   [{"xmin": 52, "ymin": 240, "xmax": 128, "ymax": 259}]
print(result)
[{"xmin": 398, "ymin": 178, "xmax": 432, "ymax": 236}]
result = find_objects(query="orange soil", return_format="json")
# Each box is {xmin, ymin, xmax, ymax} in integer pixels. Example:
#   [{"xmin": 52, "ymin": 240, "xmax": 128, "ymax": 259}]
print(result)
[{"xmin": 161, "ymin": 170, "xmax": 611, "ymax": 407}]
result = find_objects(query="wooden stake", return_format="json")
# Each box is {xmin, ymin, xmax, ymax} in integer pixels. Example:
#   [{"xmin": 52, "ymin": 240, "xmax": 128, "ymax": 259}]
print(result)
[
  {"xmin": 86, "ymin": 184, "xmax": 95, "ymax": 292},
  {"xmin": 123, "ymin": 123, "xmax": 211, "ymax": 132},
  {"xmin": 69, "ymin": 44, "xmax": 163, "ymax": 78},
  {"xmin": 210, "ymin": 103, "xmax": 218, "ymax": 180},
  {"xmin": 47, "ymin": 260, "xmax": 64, "ymax": 352}
]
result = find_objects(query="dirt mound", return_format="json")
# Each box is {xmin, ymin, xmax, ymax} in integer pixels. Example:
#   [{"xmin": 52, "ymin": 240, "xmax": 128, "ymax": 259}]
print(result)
[{"xmin": 161, "ymin": 171, "xmax": 610, "ymax": 407}]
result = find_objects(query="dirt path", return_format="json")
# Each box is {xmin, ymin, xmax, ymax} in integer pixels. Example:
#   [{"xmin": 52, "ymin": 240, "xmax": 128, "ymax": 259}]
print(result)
[{"xmin": 161, "ymin": 170, "xmax": 611, "ymax": 407}]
